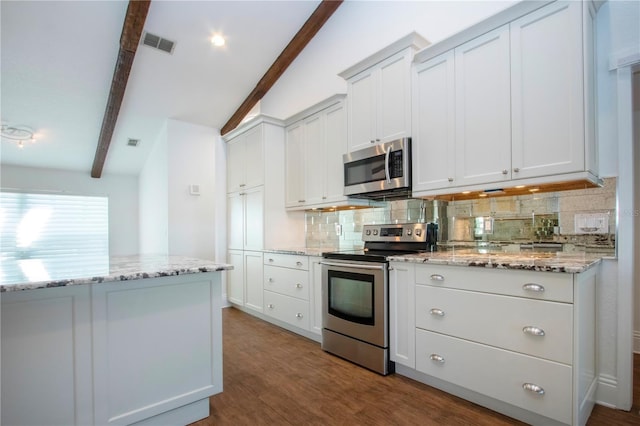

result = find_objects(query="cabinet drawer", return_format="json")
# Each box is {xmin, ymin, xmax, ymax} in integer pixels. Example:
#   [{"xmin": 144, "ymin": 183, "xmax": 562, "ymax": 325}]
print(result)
[
  {"xmin": 416, "ymin": 329, "xmax": 572, "ymax": 424},
  {"xmin": 264, "ymin": 290, "xmax": 310, "ymax": 331},
  {"xmin": 263, "ymin": 253, "xmax": 309, "ymax": 270},
  {"xmin": 416, "ymin": 285, "xmax": 572, "ymax": 364},
  {"xmin": 264, "ymin": 265, "xmax": 309, "ymax": 300},
  {"xmin": 415, "ymin": 264, "xmax": 573, "ymax": 303}
]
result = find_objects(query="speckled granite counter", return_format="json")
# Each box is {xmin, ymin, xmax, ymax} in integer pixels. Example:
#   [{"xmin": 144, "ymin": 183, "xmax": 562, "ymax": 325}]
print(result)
[
  {"xmin": 0, "ymin": 255, "xmax": 233, "ymax": 292},
  {"xmin": 387, "ymin": 250, "xmax": 602, "ymax": 273},
  {"xmin": 262, "ymin": 247, "xmax": 328, "ymax": 257}
]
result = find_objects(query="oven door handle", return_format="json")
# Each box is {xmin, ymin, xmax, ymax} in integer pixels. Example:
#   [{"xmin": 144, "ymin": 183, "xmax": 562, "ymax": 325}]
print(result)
[{"xmin": 320, "ymin": 261, "xmax": 386, "ymax": 271}]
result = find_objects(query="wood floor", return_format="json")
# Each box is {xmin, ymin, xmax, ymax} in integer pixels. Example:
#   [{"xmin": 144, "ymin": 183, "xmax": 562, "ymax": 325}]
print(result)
[{"xmin": 192, "ymin": 307, "xmax": 640, "ymax": 425}]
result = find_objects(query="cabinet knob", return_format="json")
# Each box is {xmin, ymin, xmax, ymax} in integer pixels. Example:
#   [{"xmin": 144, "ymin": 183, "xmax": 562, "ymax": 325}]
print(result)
[
  {"xmin": 239, "ymin": 183, "xmax": 246, "ymax": 187},
  {"xmin": 370, "ymin": 140, "xmax": 376, "ymax": 144},
  {"xmin": 429, "ymin": 308, "xmax": 445, "ymax": 317},
  {"xmin": 522, "ymin": 283, "xmax": 545, "ymax": 293},
  {"xmin": 268, "ymin": 258, "xmax": 274, "ymax": 262},
  {"xmin": 522, "ymin": 326, "xmax": 545, "ymax": 336},
  {"xmin": 296, "ymin": 261, "xmax": 303, "ymax": 266},
  {"xmin": 430, "ymin": 274, "xmax": 444, "ymax": 282},
  {"xmin": 295, "ymin": 313, "xmax": 303, "ymax": 318},
  {"xmin": 429, "ymin": 354, "xmax": 445, "ymax": 363},
  {"xmin": 513, "ymin": 167, "xmax": 520, "ymax": 173},
  {"xmin": 502, "ymin": 169, "xmax": 508, "ymax": 175},
  {"xmin": 268, "ymin": 278, "xmax": 274, "ymax": 283},
  {"xmin": 448, "ymin": 177, "xmax": 454, "ymax": 182},
  {"xmin": 298, "ymin": 200, "xmax": 305, "ymax": 203},
  {"xmin": 267, "ymin": 304, "xmax": 274, "ymax": 309},
  {"xmin": 295, "ymin": 283, "xmax": 303, "ymax": 289},
  {"xmin": 322, "ymin": 196, "xmax": 327, "ymax": 200},
  {"xmin": 522, "ymin": 383, "xmax": 545, "ymax": 396}
]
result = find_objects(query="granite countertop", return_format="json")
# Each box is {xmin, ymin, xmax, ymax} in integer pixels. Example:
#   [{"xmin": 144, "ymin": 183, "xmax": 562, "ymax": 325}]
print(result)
[
  {"xmin": 263, "ymin": 247, "xmax": 328, "ymax": 257},
  {"xmin": 387, "ymin": 250, "xmax": 602, "ymax": 273},
  {"xmin": 0, "ymin": 255, "xmax": 233, "ymax": 292}
]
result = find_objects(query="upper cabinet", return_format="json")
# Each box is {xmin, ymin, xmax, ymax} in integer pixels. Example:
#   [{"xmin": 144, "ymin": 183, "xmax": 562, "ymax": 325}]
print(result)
[
  {"xmin": 339, "ymin": 32, "xmax": 430, "ymax": 153},
  {"xmin": 412, "ymin": 0, "xmax": 599, "ymax": 197},
  {"xmin": 226, "ymin": 124, "xmax": 264, "ymax": 193},
  {"xmin": 284, "ymin": 95, "xmax": 373, "ymax": 211}
]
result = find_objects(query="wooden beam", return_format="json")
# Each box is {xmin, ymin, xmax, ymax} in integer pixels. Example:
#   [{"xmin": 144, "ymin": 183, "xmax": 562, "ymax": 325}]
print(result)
[
  {"xmin": 91, "ymin": 1, "xmax": 151, "ymax": 178},
  {"xmin": 220, "ymin": 0, "xmax": 343, "ymax": 135}
]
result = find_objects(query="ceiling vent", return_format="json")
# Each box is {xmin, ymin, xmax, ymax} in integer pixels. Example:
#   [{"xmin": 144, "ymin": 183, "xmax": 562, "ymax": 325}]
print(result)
[{"xmin": 141, "ymin": 32, "xmax": 175, "ymax": 54}]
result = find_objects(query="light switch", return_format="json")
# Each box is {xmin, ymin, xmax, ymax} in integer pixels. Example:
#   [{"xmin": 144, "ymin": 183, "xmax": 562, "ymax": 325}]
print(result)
[{"xmin": 574, "ymin": 213, "xmax": 609, "ymax": 234}]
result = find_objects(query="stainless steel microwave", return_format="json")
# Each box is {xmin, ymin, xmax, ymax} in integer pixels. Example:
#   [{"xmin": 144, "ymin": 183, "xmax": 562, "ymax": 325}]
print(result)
[{"xmin": 343, "ymin": 138, "xmax": 411, "ymax": 200}]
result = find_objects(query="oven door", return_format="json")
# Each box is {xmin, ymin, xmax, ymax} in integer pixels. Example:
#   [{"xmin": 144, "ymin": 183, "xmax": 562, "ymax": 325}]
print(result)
[{"xmin": 321, "ymin": 260, "xmax": 388, "ymax": 348}]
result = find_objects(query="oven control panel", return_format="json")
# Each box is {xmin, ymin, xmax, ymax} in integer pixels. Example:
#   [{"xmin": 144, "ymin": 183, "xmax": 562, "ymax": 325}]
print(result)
[{"xmin": 362, "ymin": 223, "xmax": 428, "ymax": 243}]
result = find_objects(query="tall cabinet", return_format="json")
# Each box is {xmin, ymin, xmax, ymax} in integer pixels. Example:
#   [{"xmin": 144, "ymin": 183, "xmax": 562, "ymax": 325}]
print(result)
[{"xmin": 225, "ymin": 116, "xmax": 304, "ymax": 310}]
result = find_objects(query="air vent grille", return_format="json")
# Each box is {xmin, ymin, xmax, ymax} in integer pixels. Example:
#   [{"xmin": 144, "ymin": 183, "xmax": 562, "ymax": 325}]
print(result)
[
  {"xmin": 127, "ymin": 139, "xmax": 140, "ymax": 147},
  {"xmin": 141, "ymin": 32, "xmax": 175, "ymax": 54}
]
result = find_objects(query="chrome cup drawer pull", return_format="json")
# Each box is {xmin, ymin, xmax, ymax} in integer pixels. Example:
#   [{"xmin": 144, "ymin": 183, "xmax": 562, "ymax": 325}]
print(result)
[
  {"xmin": 429, "ymin": 354, "xmax": 445, "ymax": 363},
  {"xmin": 430, "ymin": 274, "xmax": 444, "ymax": 281},
  {"xmin": 429, "ymin": 308, "xmax": 445, "ymax": 317},
  {"xmin": 295, "ymin": 283, "xmax": 303, "ymax": 289},
  {"xmin": 522, "ymin": 383, "xmax": 545, "ymax": 395},
  {"xmin": 296, "ymin": 261, "xmax": 303, "ymax": 266},
  {"xmin": 295, "ymin": 313, "xmax": 303, "ymax": 318},
  {"xmin": 523, "ymin": 326, "xmax": 546, "ymax": 336},
  {"xmin": 267, "ymin": 304, "xmax": 274, "ymax": 309},
  {"xmin": 522, "ymin": 283, "xmax": 545, "ymax": 293}
]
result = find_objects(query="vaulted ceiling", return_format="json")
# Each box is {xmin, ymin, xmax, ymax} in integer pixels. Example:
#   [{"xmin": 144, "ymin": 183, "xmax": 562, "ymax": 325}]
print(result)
[{"xmin": 1, "ymin": 0, "xmax": 323, "ymax": 175}]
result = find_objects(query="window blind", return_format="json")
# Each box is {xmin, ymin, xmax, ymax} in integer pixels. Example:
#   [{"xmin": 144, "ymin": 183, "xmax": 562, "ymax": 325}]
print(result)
[{"xmin": 0, "ymin": 192, "xmax": 109, "ymax": 285}]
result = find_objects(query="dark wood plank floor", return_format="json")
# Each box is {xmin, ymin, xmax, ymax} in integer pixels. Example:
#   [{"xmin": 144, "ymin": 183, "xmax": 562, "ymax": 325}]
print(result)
[{"xmin": 192, "ymin": 307, "xmax": 640, "ymax": 425}]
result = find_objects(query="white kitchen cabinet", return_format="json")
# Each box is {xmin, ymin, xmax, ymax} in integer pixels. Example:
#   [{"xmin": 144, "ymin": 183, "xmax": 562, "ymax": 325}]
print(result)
[
  {"xmin": 389, "ymin": 261, "xmax": 416, "ymax": 368},
  {"xmin": 309, "ymin": 256, "xmax": 323, "ymax": 336},
  {"xmin": 394, "ymin": 263, "xmax": 598, "ymax": 425},
  {"xmin": 340, "ymin": 32, "xmax": 429, "ymax": 152},
  {"xmin": 285, "ymin": 95, "xmax": 367, "ymax": 210},
  {"xmin": 227, "ymin": 249, "xmax": 244, "ymax": 305},
  {"xmin": 1, "ymin": 285, "xmax": 93, "ymax": 426},
  {"xmin": 244, "ymin": 251, "xmax": 264, "ymax": 313},
  {"xmin": 411, "ymin": 0, "xmax": 599, "ymax": 197},
  {"xmin": 227, "ymin": 186, "xmax": 263, "ymax": 251},
  {"xmin": 510, "ymin": 0, "xmax": 594, "ymax": 179},
  {"xmin": 226, "ymin": 123, "xmax": 263, "ymax": 193}
]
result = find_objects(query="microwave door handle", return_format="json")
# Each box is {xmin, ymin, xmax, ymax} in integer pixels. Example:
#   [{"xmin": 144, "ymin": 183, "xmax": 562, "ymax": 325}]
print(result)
[{"xmin": 385, "ymin": 146, "xmax": 391, "ymax": 184}]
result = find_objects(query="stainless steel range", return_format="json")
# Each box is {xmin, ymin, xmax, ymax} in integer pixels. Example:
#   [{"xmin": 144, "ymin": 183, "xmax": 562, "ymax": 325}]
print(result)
[{"xmin": 320, "ymin": 222, "xmax": 437, "ymax": 375}]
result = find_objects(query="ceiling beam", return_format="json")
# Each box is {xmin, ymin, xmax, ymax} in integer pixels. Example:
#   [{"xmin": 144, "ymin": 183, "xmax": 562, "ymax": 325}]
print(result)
[
  {"xmin": 220, "ymin": 0, "xmax": 343, "ymax": 136},
  {"xmin": 91, "ymin": 0, "xmax": 151, "ymax": 178}
]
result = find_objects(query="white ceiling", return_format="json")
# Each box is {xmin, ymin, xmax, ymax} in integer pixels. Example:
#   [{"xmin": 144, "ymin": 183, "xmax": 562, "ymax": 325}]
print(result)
[{"xmin": 1, "ymin": 0, "xmax": 321, "ymax": 175}]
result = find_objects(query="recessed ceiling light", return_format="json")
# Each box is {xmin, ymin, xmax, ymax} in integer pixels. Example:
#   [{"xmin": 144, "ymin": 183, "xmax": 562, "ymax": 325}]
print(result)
[
  {"xmin": 211, "ymin": 34, "xmax": 225, "ymax": 47},
  {"xmin": 479, "ymin": 193, "xmax": 488, "ymax": 197},
  {"xmin": 515, "ymin": 185, "xmax": 526, "ymax": 189},
  {"xmin": 461, "ymin": 191, "xmax": 471, "ymax": 194},
  {"xmin": 529, "ymin": 188, "xmax": 540, "ymax": 192}
]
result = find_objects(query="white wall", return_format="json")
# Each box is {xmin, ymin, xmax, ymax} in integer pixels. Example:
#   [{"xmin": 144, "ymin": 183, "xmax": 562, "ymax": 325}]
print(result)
[
  {"xmin": 261, "ymin": 0, "xmax": 518, "ymax": 119},
  {"xmin": 139, "ymin": 123, "xmax": 169, "ymax": 255},
  {"xmin": 166, "ymin": 119, "xmax": 219, "ymax": 260},
  {"xmin": 0, "ymin": 165, "xmax": 139, "ymax": 256},
  {"xmin": 634, "ymin": 73, "xmax": 640, "ymax": 353}
]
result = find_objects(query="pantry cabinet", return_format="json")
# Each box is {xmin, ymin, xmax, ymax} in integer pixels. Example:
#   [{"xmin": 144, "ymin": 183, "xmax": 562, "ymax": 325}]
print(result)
[
  {"xmin": 226, "ymin": 123, "xmax": 263, "ymax": 193},
  {"xmin": 339, "ymin": 32, "xmax": 429, "ymax": 152},
  {"xmin": 390, "ymin": 261, "xmax": 598, "ymax": 425},
  {"xmin": 412, "ymin": 0, "xmax": 599, "ymax": 197},
  {"xmin": 227, "ymin": 186, "xmax": 263, "ymax": 251}
]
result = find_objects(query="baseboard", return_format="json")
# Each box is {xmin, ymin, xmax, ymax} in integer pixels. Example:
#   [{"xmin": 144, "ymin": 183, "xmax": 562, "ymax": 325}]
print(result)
[{"xmin": 595, "ymin": 374, "xmax": 619, "ymax": 408}]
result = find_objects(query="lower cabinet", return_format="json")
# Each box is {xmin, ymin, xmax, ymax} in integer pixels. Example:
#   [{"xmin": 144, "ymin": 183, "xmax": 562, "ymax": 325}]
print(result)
[
  {"xmin": 390, "ymin": 261, "xmax": 597, "ymax": 426},
  {"xmin": 228, "ymin": 251, "xmax": 322, "ymax": 342}
]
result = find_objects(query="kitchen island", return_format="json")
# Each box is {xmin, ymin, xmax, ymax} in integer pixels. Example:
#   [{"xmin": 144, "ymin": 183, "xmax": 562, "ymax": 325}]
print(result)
[{"xmin": 1, "ymin": 255, "xmax": 232, "ymax": 426}]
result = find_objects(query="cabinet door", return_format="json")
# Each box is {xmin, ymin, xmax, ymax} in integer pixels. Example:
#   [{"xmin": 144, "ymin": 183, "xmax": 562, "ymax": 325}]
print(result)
[
  {"xmin": 243, "ymin": 124, "xmax": 264, "ymax": 189},
  {"xmin": 227, "ymin": 192, "xmax": 244, "ymax": 250},
  {"xmin": 285, "ymin": 122, "xmax": 305, "ymax": 208},
  {"xmin": 323, "ymin": 101, "xmax": 348, "ymax": 204},
  {"xmin": 455, "ymin": 25, "xmax": 511, "ymax": 186},
  {"xmin": 243, "ymin": 186, "xmax": 264, "ymax": 251},
  {"xmin": 304, "ymin": 114, "xmax": 325, "ymax": 205},
  {"xmin": 511, "ymin": 1, "xmax": 584, "ymax": 179},
  {"xmin": 226, "ymin": 138, "xmax": 244, "ymax": 193},
  {"xmin": 377, "ymin": 50, "xmax": 412, "ymax": 144},
  {"xmin": 347, "ymin": 68, "xmax": 377, "ymax": 152},
  {"xmin": 389, "ymin": 262, "xmax": 415, "ymax": 368},
  {"xmin": 227, "ymin": 250, "xmax": 245, "ymax": 305},
  {"xmin": 244, "ymin": 251, "xmax": 264, "ymax": 313},
  {"xmin": 412, "ymin": 51, "xmax": 456, "ymax": 193}
]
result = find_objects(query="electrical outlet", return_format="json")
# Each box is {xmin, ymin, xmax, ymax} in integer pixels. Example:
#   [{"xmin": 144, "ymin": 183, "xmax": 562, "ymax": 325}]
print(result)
[
  {"xmin": 335, "ymin": 223, "xmax": 343, "ymax": 236},
  {"xmin": 574, "ymin": 213, "xmax": 608, "ymax": 234}
]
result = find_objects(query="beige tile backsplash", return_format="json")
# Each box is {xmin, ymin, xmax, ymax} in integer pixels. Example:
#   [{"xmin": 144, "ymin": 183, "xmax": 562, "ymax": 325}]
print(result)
[{"xmin": 305, "ymin": 178, "xmax": 616, "ymax": 252}]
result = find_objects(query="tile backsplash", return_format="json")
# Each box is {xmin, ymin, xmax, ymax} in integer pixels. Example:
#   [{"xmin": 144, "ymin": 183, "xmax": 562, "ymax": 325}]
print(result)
[{"xmin": 305, "ymin": 177, "xmax": 616, "ymax": 253}]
